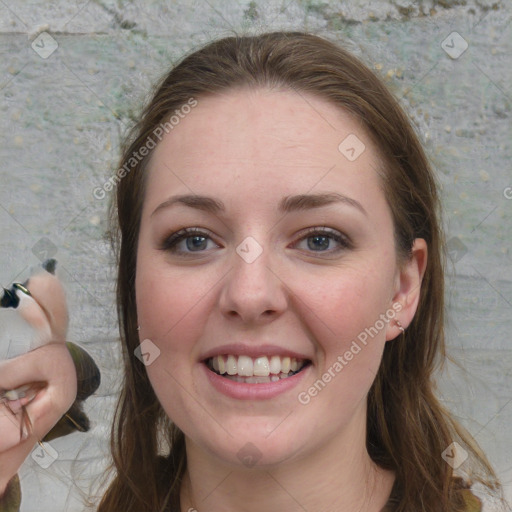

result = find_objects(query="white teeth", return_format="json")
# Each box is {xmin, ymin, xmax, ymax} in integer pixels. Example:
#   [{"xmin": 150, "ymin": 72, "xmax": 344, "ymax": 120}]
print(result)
[
  {"xmin": 253, "ymin": 356, "xmax": 270, "ymax": 377},
  {"xmin": 208, "ymin": 354, "xmax": 307, "ymax": 379},
  {"xmin": 237, "ymin": 355, "xmax": 253, "ymax": 377},
  {"xmin": 269, "ymin": 355, "xmax": 281, "ymax": 374},
  {"xmin": 218, "ymin": 355, "xmax": 226, "ymax": 374},
  {"xmin": 226, "ymin": 355, "xmax": 237, "ymax": 375}
]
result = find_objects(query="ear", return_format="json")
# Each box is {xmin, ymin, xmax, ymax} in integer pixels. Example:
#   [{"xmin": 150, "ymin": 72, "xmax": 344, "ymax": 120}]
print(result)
[{"xmin": 386, "ymin": 238, "xmax": 428, "ymax": 341}]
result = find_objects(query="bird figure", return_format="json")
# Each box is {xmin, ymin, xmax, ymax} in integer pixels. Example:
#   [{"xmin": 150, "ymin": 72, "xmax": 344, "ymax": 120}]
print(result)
[{"xmin": 0, "ymin": 259, "xmax": 101, "ymax": 512}]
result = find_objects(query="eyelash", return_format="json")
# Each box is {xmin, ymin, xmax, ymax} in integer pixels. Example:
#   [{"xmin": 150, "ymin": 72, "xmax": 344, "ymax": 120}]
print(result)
[{"xmin": 160, "ymin": 226, "xmax": 352, "ymax": 257}]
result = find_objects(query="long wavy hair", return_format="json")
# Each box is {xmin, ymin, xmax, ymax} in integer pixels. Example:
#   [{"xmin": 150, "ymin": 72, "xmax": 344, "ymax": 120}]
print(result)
[{"xmin": 98, "ymin": 31, "xmax": 505, "ymax": 511}]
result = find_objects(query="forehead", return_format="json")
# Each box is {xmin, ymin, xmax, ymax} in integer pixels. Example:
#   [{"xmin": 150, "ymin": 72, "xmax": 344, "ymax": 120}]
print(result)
[{"xmin": 144, "ymin": 87, "xmax": 387, "ymax": 217}]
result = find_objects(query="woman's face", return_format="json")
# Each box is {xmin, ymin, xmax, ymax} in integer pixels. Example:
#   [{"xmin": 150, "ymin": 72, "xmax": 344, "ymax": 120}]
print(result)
[{"xmin": 135, "ymin": 87, "xmax": 424, "ymax": 468}]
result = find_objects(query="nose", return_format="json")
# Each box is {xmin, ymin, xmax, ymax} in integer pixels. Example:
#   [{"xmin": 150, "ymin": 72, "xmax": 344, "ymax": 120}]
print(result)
[{"xmin": 218, "ymin": 239, "xmax": 288, "ymax": 325}]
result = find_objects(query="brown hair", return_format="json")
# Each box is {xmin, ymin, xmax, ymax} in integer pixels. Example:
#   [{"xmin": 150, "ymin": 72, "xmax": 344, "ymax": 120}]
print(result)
[{"xmin": 98, "ymin": 31, "xmax": 505, "ymax": 512}]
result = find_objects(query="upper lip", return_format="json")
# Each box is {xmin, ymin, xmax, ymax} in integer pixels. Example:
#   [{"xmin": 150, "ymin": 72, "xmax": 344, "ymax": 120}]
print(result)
[{"xmin": 200, "ymin": 343, "xmax": 312, "ymax": 362}]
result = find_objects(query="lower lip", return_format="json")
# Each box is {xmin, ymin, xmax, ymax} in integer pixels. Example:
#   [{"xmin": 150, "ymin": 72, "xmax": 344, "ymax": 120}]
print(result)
[{"xmin": 201, "ymin": 362, "xmax": 311, "ymax": 400}]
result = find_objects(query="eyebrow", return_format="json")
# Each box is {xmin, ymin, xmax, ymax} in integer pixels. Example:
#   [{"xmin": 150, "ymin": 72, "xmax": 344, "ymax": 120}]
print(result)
[{"xmin": 151, "ymin": 192, "xmax": 367, "ymax": 217}]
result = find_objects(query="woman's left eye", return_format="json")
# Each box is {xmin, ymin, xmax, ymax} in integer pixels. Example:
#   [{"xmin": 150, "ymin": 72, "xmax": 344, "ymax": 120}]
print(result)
[{"xmin": 292, "ymin": 227, "xmax": 352, "ymax": 255}]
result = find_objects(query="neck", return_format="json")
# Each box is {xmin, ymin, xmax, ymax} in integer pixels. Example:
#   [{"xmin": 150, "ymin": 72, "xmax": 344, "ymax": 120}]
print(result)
[{"xmin": 179, "ymin": 409, "xmax": 395, "ymax": 512}]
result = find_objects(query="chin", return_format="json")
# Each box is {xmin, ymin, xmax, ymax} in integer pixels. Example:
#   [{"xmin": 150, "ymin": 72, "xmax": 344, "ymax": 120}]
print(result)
[{"xmin": 184, "ymin": 419, "xmax": 307, "ymax": 470}]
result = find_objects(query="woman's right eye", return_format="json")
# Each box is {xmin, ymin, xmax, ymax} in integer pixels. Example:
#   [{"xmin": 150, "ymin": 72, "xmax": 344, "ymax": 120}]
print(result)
[{"xmin": 160, "ymin": 228, "xmax": 220, "ymax": 256}]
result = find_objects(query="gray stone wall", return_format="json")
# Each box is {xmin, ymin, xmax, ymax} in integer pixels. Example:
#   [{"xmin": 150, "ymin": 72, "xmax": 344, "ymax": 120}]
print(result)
[{"xmin": 0, "ymin": 1, "xmax": 510, "ymax": 510}]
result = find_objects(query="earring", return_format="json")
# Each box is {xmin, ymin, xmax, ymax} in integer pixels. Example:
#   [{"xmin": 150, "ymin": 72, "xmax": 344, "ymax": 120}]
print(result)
[
  {"xmin": 136, "ymin": 326, "xmax": 141, "ymax": 331},
  {"xmin": 396, "ymin": 320, "xmax": 405, "ymax": 333}
]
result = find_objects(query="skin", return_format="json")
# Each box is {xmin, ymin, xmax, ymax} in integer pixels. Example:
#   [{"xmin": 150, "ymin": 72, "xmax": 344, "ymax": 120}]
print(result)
[
  {"xmin": 0, "ymin": 277, "xmax": 76, "ymax": 496},
  {"xmin": 136, "ymin": 87, "xmax": 428, "ymax": 512}
]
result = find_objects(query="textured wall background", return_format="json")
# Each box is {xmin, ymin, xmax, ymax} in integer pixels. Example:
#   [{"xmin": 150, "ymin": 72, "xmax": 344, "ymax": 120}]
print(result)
[{"xmin": 0, "ymin": 1, "xmax": 511, "ymax": 510}]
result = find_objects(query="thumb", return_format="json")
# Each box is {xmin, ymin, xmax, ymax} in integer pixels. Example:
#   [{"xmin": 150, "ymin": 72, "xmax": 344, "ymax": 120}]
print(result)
[{"xmin": 25, "ymin": 271, "xmax": 68, "ymax": 343}]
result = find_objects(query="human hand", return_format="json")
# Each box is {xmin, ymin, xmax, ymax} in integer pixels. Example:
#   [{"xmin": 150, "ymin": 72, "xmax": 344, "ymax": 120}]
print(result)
[{"xmin": 0, "ymin": 262, "xmax": 77, "ymax": 496}]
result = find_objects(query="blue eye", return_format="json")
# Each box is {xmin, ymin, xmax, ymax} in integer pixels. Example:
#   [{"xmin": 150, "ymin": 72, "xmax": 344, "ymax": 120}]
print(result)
[
  {"xmin": 161, "ymin": 228, "xmax": 219, "ymax": 255},
  {"xmin": 160, "ymin": 227, "xmax": 351, "ymax": 256},
  {"xmin": 294, "ymin": 227, "xmax": 352, "ymax": 254}
]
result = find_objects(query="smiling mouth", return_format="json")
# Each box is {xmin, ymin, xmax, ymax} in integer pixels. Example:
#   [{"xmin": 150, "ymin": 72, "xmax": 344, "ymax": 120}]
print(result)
[{"xmin": 205, "ymin": 354, "xmax": 312, "ymax": 383}]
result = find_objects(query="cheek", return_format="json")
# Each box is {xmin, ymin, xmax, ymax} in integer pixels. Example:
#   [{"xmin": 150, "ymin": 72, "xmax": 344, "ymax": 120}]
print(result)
[
  {"xmin": 300, "ymin": 262, "xmax": 394, "ymax": 343},
  {"xmin": 135, "ymin": 251, "xmax": 208, "ymax": 343},
  {"xmin": 135, "ymin": 260, "xmax": 211, "ymax": 425},
  {"xmin": 293, "ymin": 260, "xmax": 394, "ymax": 401},
  {"xmin": 298, "ymin": 286, "xmax": 390, "ymax": 423}
]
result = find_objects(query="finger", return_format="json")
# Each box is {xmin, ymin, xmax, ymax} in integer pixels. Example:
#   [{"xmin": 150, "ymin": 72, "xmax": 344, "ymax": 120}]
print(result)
[
  {"xmin": 0, "ymin": 401, "xmax": 32, "ymax": 452},
  {"xmin": 0, "ymin": 344, "xmax": 57, "ymax": 391},
  {"xmin": 0, "ymin": 344, "xmax": 77, "ymax": 444},
  {"xmin": 25, "ymin": 272, "xmax": 68, "ymax": 342}
]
